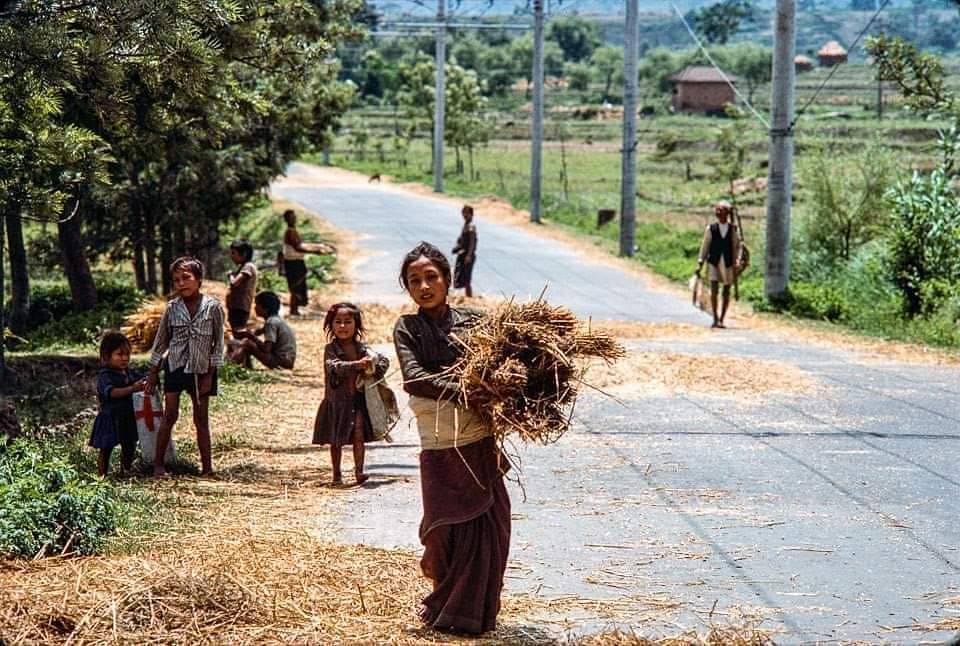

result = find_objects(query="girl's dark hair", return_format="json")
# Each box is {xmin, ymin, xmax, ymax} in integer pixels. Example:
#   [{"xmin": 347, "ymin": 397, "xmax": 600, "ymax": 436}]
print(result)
[
  {"xmin": 230, "ymin": 239, "xmax": 254, "ymax": 263},
  {"xmin": 254, "ymin": 291, "xmax": 281, "ymax": 316},
  {"xmin": 170, "ymin": 256, "xmax": 204, "ymax": 281},
  {"xmin": 323, "ymin": 302, "xmax": 365, "ymax": 341},
  {"xmin": 398, "ymin": 241, "xmax": 451, "ymax": 290},
  {"xmin": 99, "ymin": 331, "xmax": 132, "ymax": 363},
  {"xmin": 462, "ymin": 204, "xmax": 474, "ymax": 216},
  {"xmin": 283, "ymin": 209, "xmax": 296, "ymax": 224}
]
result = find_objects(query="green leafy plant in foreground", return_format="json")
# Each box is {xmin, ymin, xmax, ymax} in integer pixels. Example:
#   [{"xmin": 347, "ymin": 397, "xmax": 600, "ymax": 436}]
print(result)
[{"xmin": 0, "ymin": 439, "xmax": 123, "ymax": 558}]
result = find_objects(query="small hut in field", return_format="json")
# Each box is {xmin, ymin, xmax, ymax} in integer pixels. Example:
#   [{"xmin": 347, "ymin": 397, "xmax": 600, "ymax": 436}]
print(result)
[
  {"xmin": 817, "ymin": 41, "xmax": 848, "ymax": 67},
  {"xmin": 794, "ymin": 54, "xmax": 814, "ymax": 73},
  {"xmin": 668, "ymin": 66, "xmax": 737, "ymax": 116}
]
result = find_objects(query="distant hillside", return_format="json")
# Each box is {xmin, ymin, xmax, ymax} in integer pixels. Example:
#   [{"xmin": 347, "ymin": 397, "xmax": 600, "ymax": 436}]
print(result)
[
  {"xmin": 373, "ymin": 0, "xmax": 957, "ymax": 56},
  {"xmin": 374, "ymin": 0, "xmax": 953, "ymax": 18}
]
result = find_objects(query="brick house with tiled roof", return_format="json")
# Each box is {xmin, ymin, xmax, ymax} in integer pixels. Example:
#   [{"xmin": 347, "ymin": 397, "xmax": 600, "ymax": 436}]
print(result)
[{"xmin": 668, "ymin": 66, "xmax": 738, "ymax": 115}]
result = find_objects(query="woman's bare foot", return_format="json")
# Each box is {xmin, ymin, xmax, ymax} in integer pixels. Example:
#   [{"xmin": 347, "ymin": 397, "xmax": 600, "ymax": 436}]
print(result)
[
  {"xmin": 153, "ymin": 467, "xmax": 168, "ymax": 478},
  {"xmin": 332, "ymin": 472, "xmax": 343, "ymax": 486},
  {"xmin": 355, "ymin": 471, "xmax": 369, "ymax": 485}
]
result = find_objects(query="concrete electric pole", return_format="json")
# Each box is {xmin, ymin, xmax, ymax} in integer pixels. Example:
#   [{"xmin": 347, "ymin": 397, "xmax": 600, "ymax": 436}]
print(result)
[
  {"xmin": 619, "ymin": 0, "xmax": 639, "ymax": 257},
  {"xmin": 433, "ymin": 0, "xmax": 446, "ymax": 193},
  {"xmin": 530, "ymin": 0, "xmax": 545, "ymax": 223},
  {"xmin": 764, "ymin": 0, "xmax": 796, "ymax": 299}
]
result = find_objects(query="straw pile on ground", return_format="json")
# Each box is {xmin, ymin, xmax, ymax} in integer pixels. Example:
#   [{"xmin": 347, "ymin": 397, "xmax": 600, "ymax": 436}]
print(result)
[
  {"xmin": 575, "ymin": 625, "xmax": 773, "ymax": 645},
  {"xmin": 452, "ymin": 299, "xmax": 625, "ymax": 444},
  {"xmin": 0, "ymin": 522, "xmax": 546, "ymax": 645},
  {"xmin": 122, "ymin": 298, "xmax": 168, "ymax": 352}
]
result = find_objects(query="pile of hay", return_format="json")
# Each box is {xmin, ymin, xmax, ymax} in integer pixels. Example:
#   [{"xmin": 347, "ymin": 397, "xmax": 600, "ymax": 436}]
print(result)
[
  {"xmin": 574, "ymin": 625, "xmax": 773, "ymax": 645},
  {"xmin": 452, "ymin": 299, "xmax": 625, "ymax": 444},
  {"xmin": 122, "ymin": 298, "xmax": 168, "ymax": 352}
]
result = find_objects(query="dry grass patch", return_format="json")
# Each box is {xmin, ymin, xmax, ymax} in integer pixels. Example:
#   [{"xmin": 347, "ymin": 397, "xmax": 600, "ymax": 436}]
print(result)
[
  {"xmin": 574, "ymin": 624, "xmax": 774, "ymax": 645},
  {"xmin": 581, "ymin": 351, "xmax": 819, "ymax": 400},
  {"xmin": 0, "ymin": 519, "xmax": 546, "ymax": 645},
  {"xmin": 592, "ymin": 320, "xmax": 710, "ymax": 342}
]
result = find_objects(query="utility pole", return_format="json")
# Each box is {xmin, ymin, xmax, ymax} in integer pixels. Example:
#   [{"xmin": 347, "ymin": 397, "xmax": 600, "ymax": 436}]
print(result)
[
  {"xmin": 619, "ymin": 0, "xmax": 639, "ymax": 257},
  {"xmin": 432, "ymin": 0, "xmax": 446, "ymax": 193},
  {"xmin": 764, "ymin": 0, "xmax": 796, "ymax": 299},
  {"xmin": 529, "ymin": 0, "xmax": 544, "ymax": 223}
]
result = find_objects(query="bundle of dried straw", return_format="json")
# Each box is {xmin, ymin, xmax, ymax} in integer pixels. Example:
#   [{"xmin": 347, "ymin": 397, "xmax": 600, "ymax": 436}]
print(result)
[
  {"xmin": 451, "ymin": 299, "xmax": 625, "ymax": 445},
  {"xmin": 121, "ymin": 298, "xmax": 168, "ymax": 352}
]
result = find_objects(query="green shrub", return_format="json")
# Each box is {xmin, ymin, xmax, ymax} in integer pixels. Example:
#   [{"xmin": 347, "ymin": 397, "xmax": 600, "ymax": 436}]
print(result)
[
  {"xmin": 745, "ymin": 280, "xmax": 849, "ymax": 322},
  {"xmin": 887, "ymin": 167, "xmax": 960, "ymax": 315},
  {"xmin": 799, "ymin": 141, "xmax": 894, "ymax": 264},
  {"xmin": 15, "ymin": 276, "xmax": 143, "ymax": 350},
  {"xmin": 785, "ymin": 282, "xmax": 850, "ymax": 322},
  {"xmin": 0, "ymin": 439, "xmax": 123, "ymax": 558}
]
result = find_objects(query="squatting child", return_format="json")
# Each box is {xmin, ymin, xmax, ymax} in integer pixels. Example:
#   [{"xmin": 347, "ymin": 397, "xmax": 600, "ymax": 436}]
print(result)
[{"xmin": 228, "ymin": 291, "xmax": 297, "ymax": 370}]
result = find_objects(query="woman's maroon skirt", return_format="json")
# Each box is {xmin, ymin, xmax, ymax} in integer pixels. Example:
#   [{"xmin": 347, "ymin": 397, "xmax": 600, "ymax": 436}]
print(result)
[{"xmin": 418, "ymin": 436, "xmax": 511, "ymax": 634}]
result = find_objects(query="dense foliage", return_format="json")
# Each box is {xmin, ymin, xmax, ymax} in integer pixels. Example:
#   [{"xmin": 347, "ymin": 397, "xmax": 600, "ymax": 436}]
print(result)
[
  {"xmin": 0, "ymin": 0, "xmax": 364, "ymax": 330},
  {"xmin": 0, "ymin": 439, "xmax": 122, "ymax": 558}
]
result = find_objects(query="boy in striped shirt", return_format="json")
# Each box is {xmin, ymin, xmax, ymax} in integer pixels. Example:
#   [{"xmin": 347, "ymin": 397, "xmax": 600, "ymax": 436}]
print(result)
[{"xmin": 145, "ymin": 257, "xmax": 225, "ymax": 477}]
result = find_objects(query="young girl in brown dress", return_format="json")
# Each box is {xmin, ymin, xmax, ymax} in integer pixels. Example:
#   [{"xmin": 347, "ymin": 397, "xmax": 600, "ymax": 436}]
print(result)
[
  {"xmin": 313, "ymin": 302, "xmax": 388, "ymax": 485},
  {"xmin": 392, "ymin": 241, "xmax": 510, "ymax": 635}
]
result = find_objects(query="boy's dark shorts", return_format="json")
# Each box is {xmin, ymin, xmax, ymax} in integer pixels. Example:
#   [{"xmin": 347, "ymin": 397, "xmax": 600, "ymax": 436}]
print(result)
[
  {"xmin": 228, "ymin": 308, "xmax": 250, "ymax": 330},
  {"xmin": 164, "ymin": 366, "xmax": 219, "ymax": 397}
]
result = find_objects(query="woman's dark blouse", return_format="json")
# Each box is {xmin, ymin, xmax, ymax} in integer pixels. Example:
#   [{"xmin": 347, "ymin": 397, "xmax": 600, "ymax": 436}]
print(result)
[{"xmin": 393, "ymin": 306, "xmax": 482, "ymax": 401}]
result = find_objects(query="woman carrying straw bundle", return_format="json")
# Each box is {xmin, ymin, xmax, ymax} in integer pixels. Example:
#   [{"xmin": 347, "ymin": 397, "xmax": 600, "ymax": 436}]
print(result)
[{"xmin": 393, "ymin": 242, "xmax": 510, "ymax": 635}]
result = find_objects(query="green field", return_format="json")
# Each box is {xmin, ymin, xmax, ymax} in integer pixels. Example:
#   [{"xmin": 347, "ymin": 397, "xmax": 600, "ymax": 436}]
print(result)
[{"xmin": 321, "ymin": 61, "xmax": 960, "ymax": 348}]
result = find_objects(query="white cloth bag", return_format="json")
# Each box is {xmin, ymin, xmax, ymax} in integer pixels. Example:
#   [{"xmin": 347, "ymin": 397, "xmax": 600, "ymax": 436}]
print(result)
[{"xmin": 132, "ymin": 391, "xmax": 176, "ymax": 464}]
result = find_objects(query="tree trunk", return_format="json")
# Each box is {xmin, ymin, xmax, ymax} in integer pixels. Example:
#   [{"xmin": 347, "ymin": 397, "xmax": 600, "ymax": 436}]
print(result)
[
  {"xmin": 145, "ymin": 208, "xmax": 158, "ymax": 294},
  {"xmin": 5, "ymin": 206, "xmax": 30, "ymax": 335},
  {"xmin": 131, "ymin": 199, "xmax": 147, "ymax": 291},
  {"xmin": 133, "ymin": 241, "xmax": 146, "ymax": 291},
  {"xmin": 173, "ymin": 218, "xmax": 186, "ymax": 258},
  {"xmin": 0, "ymin": 213, "xmax": 7, "ymax": 381},
  {"xmin": 160, "ymin": 221, "xmax": 173, "ymax": 295},
  {"xmin": 58, "ymin": 200, "xmax": 98, "ymax": 311}
]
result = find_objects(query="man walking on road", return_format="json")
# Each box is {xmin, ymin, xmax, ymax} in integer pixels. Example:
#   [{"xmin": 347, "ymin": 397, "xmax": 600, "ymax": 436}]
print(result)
[
  {"xmin": 452, "ymin": 205, "xmax": 478, "ymax": 298},
  {"xmin": 696, "ymin": 201, "xmax": 741, "ymax": 329}
]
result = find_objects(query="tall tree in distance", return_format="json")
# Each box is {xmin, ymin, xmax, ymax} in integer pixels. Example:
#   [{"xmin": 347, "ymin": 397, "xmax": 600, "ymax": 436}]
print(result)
[
  {"xmin": 546, "ymin": 15, "xmax": 600, "ymax": 62},
  {"xmin": 690, "ymin": 0, "xmax": 754, "ymax": 45}
]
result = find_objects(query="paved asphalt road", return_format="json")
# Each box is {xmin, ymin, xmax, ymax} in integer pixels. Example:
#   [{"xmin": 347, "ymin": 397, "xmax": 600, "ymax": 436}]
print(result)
[{"xmin": 274, "ymin": 164, "xmax": 960, "ymax": 643}]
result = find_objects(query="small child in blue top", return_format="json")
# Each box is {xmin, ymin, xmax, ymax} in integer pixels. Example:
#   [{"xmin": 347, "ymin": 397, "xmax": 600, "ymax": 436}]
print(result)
[{"xmin": 89, "ymin": 331, "xmax": 147, "ymax": 476}]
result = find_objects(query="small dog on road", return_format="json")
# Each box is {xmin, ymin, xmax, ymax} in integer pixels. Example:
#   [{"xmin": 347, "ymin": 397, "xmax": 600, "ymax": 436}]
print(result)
[{"xmin": 368, "ymin": 173, "xmax": 381, "ymax": 183}]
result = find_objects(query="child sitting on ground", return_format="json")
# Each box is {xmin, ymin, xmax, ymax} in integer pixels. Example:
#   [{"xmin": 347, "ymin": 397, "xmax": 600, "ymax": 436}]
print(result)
[
  {"xmin": 312, "ymin": 302, "xmax": 388, "ymax": 485},
  {"xmin": 90, "ymin": 331, "xmax": 147, "ymax": 476},
  {"xmin": 228, "ymin": 291, "xmax": 297, "ymax": 369}
]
